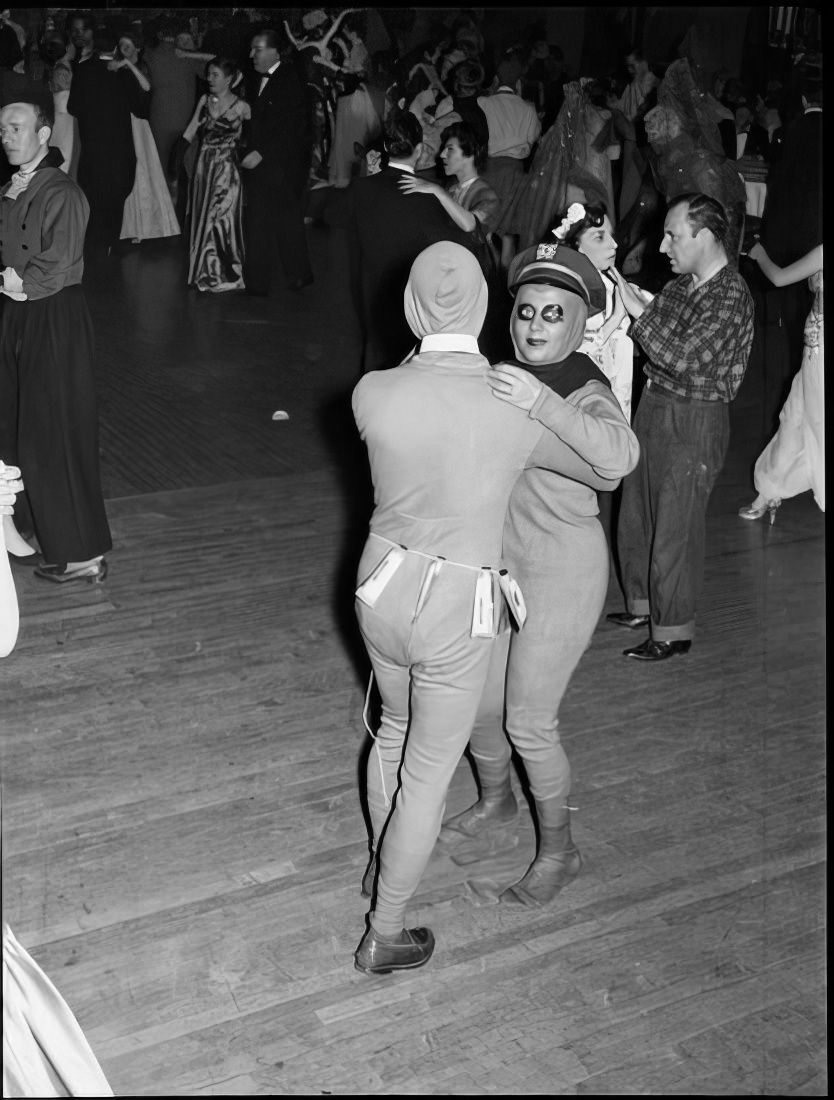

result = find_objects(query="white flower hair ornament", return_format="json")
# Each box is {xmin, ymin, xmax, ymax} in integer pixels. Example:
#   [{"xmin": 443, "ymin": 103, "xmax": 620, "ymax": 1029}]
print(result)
[{"xmin": 552, "ymin": 202, "xmax": 587, "ymax": 240}]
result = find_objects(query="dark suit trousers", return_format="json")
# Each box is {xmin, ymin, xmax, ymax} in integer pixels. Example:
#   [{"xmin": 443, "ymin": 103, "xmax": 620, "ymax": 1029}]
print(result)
[
  {"xmin": 243, "ymin": 164, "xmax": 311, "ymax": 292},
  {"xmin": 0, "ymin": 289, "xmax": 112, "ymax": 563}
]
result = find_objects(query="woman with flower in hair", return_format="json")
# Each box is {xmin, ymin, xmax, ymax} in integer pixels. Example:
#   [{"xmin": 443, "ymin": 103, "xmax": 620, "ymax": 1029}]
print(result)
[{"xmin": 550, "ymin": 201, "xmax": 653, "ymax": 421}]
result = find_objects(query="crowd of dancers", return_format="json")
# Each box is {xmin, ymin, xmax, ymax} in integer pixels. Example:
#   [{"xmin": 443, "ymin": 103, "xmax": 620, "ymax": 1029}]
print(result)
[{"xmin": 0, "ymin": 4, "xmax": 824, "ymax": 1089}]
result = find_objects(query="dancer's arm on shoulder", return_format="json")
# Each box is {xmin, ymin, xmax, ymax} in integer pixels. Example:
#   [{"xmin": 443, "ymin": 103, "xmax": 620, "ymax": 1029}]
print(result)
[{"xmin": 748, "ymin": 243, "xmax": 822, "ymax": 287}]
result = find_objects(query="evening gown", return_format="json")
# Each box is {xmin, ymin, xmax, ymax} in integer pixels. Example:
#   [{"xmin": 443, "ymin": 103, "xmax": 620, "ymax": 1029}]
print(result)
[
  {"xmin": 120, "ymin": 67, "xmax": 181, "ymax": 242},
  {"xmin": 752, "ymin": 270, "xmax": 824, "ymax": 510},
  {"xmin": 187, "ymin": 99, "xmax": 247, "ymax": 293},
  {"xmin": 328, "ymin": 41, "xmax": 381, "ymax": 188},
  {"xmin": 3, "ymin": 924, "xmax": 113, "ymax": 1096}
]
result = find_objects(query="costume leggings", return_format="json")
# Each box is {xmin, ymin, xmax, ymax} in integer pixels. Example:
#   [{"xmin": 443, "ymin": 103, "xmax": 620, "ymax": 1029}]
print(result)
[
  {"xmin": 468, "ymin": 528, "xmax": 610, "ymax": 805},
  {"xmin": 355, "ymin": 540, "xmax": 497, "ymax": 937}
]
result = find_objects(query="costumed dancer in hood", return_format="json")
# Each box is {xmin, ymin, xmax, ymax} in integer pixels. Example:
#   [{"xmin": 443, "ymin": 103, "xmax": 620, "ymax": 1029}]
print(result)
[
  {"xmin": 351, "ymin": 242, "xmax": 625, "ymax": 974},
  {"xmin": 0, "ymin": 90, "xmax": 111, "ymax": 584},
  {"xmin": 438, "ymin": 244, "xmax": 640, "ymax": 905}
]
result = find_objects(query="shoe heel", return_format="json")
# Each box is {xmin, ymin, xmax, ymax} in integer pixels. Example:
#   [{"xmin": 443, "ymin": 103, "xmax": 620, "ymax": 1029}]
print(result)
[{"xmin": 767, "ymin": 502, "xmax": 779, "ymax": 526}]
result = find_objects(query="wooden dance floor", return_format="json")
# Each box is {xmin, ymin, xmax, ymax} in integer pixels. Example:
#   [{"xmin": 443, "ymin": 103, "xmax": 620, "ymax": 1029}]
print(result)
[{"xmin": 1, "ymin": 228, "xmax": 826, "ymax": 1095}]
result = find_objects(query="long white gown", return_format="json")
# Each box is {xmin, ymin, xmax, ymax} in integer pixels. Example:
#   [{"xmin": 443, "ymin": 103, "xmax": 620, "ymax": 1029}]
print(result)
[
  {"xmin": 752, "ymin": 270, "xmax": 824, "ymax": 511},
  {"xmin": 3, "ymin": 925, "xmax": 113, "ymax": 1097},
  {"xmin": 121, "ymin": 115, "xmax": 181, "ymax": 242}
]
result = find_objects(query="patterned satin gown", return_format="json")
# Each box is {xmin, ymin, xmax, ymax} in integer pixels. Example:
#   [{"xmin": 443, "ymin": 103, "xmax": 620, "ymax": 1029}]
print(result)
[{"xmin": 187, "ymin": 99, "xmax": 246, "ymax": 292}]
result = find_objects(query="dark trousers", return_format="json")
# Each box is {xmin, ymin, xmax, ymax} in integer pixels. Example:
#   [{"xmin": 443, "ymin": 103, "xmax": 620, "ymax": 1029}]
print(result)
[
  {"xmin": 617, "ymin": 385, "xmax": 729, "ymax": 642},
  {"xmin": 0, "ymin": 289, "xmax": 112, "ymax": 563},
  {"xmin": 243, "ymin": 165, "xmax": 311, "ymax": 293}
]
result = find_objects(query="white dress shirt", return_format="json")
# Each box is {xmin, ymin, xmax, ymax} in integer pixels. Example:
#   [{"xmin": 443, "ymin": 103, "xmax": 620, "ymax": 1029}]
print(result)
[
  {"xmin": 259, "ymin": 60, "xmax": 280, "ymax": 95},
  {"xmin": 477, "ymin": 88, "xmax": 541, "ymax": 159}
]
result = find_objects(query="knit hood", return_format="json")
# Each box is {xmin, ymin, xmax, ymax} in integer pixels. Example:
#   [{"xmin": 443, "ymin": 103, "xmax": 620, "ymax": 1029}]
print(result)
[{"xmin": 404, "ymin": 242, "xmax": 487, "ymax": 340}]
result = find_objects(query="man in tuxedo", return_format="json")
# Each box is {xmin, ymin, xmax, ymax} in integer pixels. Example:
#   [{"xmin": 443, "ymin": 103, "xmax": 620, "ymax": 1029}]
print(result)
[
  {"xmin": 342, "ymin": 111, "xmax": 475, "ymax": 372},
  {"xmin": 66, "ymin": 11, "xmax": 138, "ymax": 257},
  {"xmin": 241, "ymin": 29, "xmax": 313, "ymax": 295},
  {"xmin": 752, "ymin": 76, "xmax": 822, "ymax": 434}
]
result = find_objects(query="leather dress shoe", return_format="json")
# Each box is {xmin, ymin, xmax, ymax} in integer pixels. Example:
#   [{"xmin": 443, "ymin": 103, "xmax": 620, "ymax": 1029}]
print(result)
[
  {"xmin": 606, "ymin": 611, "xmax": 650, "ymax": 629},
  {"xmin": 287, "ymin": 275, "xmax": 314, "ymax": 292},
  {"xmin": 34, "ymin": 558, "xmax": 108, "ymax": 584},
  {"xmin": 354, "ymin": 925, "xmax": 435, "ymax": 975},
  {"xmin": 8, "ymin": 549, "xmax": 44, "ymax": 567},
  {"xmin": 623, "ymin": 638, "xmax": 691, "ymax": 661}
]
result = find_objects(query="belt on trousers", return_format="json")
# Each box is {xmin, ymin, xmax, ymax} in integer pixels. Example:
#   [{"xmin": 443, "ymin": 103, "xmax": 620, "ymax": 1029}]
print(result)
[
  {"xmin": 356, "ymin": 531, "xmax": 527, "ymax": 637},
  {"xmin": 358, "ymin": 534, "xmax": 527, "ymax": 790},
  {"xmin": 645, "ymin": 378, "xmax": 727, "ymax": 405}
]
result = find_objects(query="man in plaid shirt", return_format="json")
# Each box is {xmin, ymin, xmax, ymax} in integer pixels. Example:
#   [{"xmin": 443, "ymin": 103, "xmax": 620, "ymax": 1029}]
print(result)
[{"xmin": 607, "ymin": 193, "xmax": 754, "ymax": 661}]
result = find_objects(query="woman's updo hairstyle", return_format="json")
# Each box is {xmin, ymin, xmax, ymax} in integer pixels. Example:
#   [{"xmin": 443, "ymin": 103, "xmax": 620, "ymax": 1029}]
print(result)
[
  {"xmin": 206, "ymin": 55, "xmax": 242, "ymax": 87},
  {"xmin": 552, "ymin": 202, "xmax": 608, "ymax": 250}
]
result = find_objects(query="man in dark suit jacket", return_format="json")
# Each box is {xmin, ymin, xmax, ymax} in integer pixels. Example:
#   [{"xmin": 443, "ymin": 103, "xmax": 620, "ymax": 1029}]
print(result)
[
  {"xmin": 341, "ymin": 111, "xmax": 475, "ymax": 372},
  {"xmin": 242, "ymin": 29, "xmax": 313, "ymax": 295},
  {"xmin": 754, "ymin": 76, "xmax": 822, "ymax": 432},
  {"xmin": 66, "ymin": 12, "xmax": 138, "ymax": 256}
]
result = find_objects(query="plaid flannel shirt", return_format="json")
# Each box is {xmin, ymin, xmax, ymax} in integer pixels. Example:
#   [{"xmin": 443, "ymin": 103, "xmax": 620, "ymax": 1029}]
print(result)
[{"xmin": 632, "ymin": 266, "xmax": 754, "ymax": 402}]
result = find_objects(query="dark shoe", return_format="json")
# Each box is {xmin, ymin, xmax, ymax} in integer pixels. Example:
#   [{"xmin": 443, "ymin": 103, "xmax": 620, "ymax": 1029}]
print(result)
[
  {"xmin": 34, "ymin": 558, "xmax": 108, "ymax": 585},
  {"xmin": 623, "ymin": 638, "xmax": 691, "ymax": 661},
  {"xmin": 287, "ymin": 274, "xmax": 314, "ymax": 292},
  {"xmin": 8, "ymin": 549, "xmax": 44, "ymax": 567},
  {"xmin": 360, "ymin": 852, "xmax": 377, "ymax": 899},
  {"xmin": 606, "ymin": 611, "xmax": 650, "ymax": 629},
  {"xmin": 354, "ymin": 925, "xmax": 435, "ymax": 975}
]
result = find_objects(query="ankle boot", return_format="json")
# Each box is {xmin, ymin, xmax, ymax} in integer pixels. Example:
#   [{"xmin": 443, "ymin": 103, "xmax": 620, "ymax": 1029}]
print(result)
[
  {"xmin": 438, "ymin": 776, "xmax": 517, "ymax": 846},
  {"xmin": 500, "ymin": 800, "xmax": 581, "ymax": 907}
]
